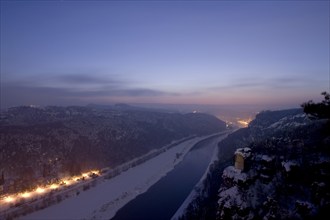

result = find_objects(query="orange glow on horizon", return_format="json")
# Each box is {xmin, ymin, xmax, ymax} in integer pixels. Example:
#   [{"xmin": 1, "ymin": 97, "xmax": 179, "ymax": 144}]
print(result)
[{"xmin": 237, "ymin": 119, "xmax": 252, "ymax": 127}]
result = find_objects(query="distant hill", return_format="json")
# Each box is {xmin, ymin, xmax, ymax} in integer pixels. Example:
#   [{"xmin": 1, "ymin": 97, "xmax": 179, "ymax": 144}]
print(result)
[
  {"xmin": 0, "ymin": 105, "xmax": 226, "ymax": 194},
  {"xmin": 86, "ymin": 103, "xmax": 178, "ymax": 113}
]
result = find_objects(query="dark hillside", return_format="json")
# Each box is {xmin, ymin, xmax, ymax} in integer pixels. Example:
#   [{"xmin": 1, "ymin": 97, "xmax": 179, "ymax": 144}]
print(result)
[{"xmin": 0, "ymin": 105, "xmax": 226, "ymax": 194}]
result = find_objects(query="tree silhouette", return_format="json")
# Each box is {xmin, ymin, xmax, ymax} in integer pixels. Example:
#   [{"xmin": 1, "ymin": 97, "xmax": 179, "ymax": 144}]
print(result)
[{"xmin": 301, "ymin": 92, "xmax": 330, "ymax": 120}]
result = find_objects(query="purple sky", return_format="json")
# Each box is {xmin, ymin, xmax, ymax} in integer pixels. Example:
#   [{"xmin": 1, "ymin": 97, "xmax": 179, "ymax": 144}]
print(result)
[{"xmin": 1, "ymin": 0, "xmax": 329, "ymax": 109}]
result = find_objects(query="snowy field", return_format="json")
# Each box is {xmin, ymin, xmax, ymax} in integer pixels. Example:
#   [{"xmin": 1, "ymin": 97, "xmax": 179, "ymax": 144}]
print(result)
[{"xmin": 20, "ymin": 134, "xmax": 222, "ymax": 220}]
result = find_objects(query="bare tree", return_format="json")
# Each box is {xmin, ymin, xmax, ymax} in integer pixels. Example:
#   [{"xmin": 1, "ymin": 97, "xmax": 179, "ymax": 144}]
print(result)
[{"xmin": 301, "ymin": 92, "xmax": 330, "ymax": 120}]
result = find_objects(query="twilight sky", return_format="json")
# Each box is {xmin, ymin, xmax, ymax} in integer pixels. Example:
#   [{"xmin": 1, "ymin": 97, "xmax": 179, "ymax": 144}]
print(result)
[{"xmin": 1, "ymin": 0, "xmax": 329, "ymax": 109}]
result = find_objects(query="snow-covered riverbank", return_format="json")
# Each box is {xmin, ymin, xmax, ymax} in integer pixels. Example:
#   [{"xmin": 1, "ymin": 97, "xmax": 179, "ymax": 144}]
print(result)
[
  {"xmin": 171, "ymin": 133, "xmax": 231, "ymax": 220},
  {"xmin": 20, "ymin": 134, "xmax": 222, "ymax": 220}
]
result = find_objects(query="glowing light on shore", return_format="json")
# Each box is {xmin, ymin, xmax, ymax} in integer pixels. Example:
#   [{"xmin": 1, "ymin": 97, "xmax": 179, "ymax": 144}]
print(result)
[
  {"xmin": 21, "ymin": 192, "xmax": 31, "ymax": 198},
  {"xmin": 4, "ymin": 196, "xmax": 15, "ymax": 203},
  {"xmin": 0, "ymin": 169, "xmax": 101, "ymax": 206},
  {"xmin": 63, "ymin": 179, "xmax": 72, "ymax": 185},
  {"xmin": 50, "ymin": 184, "xmax": 59, "ymax": 189},
  {"xmin": 36, "ymin": 187, "xmax": 46, "ymax": 194},
  {"xmin": 91, "ymin": 170, "xmax": 100, "ymax": 175},
  {"xmin": 82, "ymin": 173, "xmax": 89, "ymax": 178}
]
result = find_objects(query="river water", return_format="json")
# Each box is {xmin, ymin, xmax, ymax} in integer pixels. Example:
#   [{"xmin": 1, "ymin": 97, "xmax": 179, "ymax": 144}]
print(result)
[{"xmin": 112, "ymin": 134, "xmax": 224, "ymax": 220}]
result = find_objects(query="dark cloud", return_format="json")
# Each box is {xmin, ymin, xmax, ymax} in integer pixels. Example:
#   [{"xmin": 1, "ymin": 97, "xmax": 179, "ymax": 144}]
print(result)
[
  {"xmin": 1, "ymin": 78, "xmax": 179, "ymax": 108},
  {"xmin": 209, "ymin": 79, "xmax": 265, "ymax": 91},
  {"xmin": 114, "ymin": 89, "xmax": 179, "ymax": 97},
  {"xmin": 209, "ymin": 76, "xmax": 313, "ymax": 91},
  {"xmin": 56, "ymin": 74, "xmax": 122, "ymax": 86},
  {"xmin": 71, "ymin": 87, "xmax": 179, "ymax": 97},
  {"xmin": 1, "ymin": 82, "xmax": 78, "ymax": 107},
  {"xmin": 270, "ymin": 76, "xmax": 312, "ymax": 89}
]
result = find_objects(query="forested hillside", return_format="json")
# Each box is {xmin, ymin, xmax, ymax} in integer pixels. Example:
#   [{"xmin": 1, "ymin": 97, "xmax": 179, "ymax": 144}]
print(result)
[{"xmin": 0, "ymin": 105, "xmax": 226, "ymax": 194}]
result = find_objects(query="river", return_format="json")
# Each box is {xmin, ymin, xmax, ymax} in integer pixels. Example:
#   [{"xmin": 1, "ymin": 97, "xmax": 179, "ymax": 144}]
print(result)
[{"xmin": 112, "ymin": 134, "xmax": 226, "ymax": 220}]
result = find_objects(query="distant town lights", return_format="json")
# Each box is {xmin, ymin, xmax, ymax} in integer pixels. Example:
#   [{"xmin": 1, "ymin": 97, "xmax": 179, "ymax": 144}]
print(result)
[
  {"xmin": 238, "ymin": 120, "xmax": 249, "ymax": 126},
  {"xmin": 237, "ymin": 118, "xmax": 252, "ymax": 127}
]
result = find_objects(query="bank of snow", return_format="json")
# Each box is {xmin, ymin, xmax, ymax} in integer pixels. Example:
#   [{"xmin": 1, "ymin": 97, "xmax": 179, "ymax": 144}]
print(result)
[{"xmin": 20, "ymin": 135, "xmax": 218, "ymax": 220}]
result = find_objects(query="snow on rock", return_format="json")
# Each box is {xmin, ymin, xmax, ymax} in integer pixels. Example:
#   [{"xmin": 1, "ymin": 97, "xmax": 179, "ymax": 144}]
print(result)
[
  {"xmin": 295, "ymin": 200, "xmax": 317, "ymax": 216},
  {"xmin": 222, "ymin": 166, "xmax": 248, "ymax": 184},
  {"xmin": 281, "ymin": 161, "xmax": 298, "ymax": 172},
  {"xmin": 218, "ymin": 185, "xmax": 249, "ymax": 218},
  {"xmin": 19, "ymin": 135, "xmax": 215, "ymax": 220},
  {"xmin": 234, "ymin": 147, "xmax": 251, "ymax": 158},
  {"xmin": 222, "ymin": 166, "xmax": 241, "ymax": 179},
  {"xmin": 267, "ymin": 113, "xmax": 309, "ymax": 130},
  {"xmin": 218, "ymin": 186, "xmax": 243, "ymax": 206},
  {"xmin": 312, "ymin": 156, "xmax": 330, "ymax": 165},
  {"xmin": 261, "ymin": 155, "xmax": 274, "ymax": 163}
]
